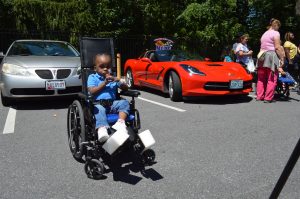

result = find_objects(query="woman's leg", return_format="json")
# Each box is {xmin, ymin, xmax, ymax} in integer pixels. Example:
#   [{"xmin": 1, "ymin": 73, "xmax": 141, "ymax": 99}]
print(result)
[
  {"xmin": 264, "ymin": 69, "xmax": 278, "ymax": 101},
  {"xmin": 256, "ymin": 67, "xmax": 268, "ymax": 100}
]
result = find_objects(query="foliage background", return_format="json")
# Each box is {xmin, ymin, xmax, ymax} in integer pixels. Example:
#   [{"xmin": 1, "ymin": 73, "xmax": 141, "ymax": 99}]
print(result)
[{"xmin": 0, "ymin": 0, "xmax": 300, "ymax": 60}]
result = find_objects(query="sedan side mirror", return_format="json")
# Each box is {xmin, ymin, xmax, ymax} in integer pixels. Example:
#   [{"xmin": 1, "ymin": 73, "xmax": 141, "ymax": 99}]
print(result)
[
  {"xmin": 0, "ymin": 52, "xmax": 4, "ymax": 58},
  {"xmin": 141, "ymin": 57, "xmax": 151, "ymax": 63}
]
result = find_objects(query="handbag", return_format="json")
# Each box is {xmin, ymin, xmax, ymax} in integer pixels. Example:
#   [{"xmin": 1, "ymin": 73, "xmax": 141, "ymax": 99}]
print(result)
[{"xmin": 247, "ymin": 58, "xmax": 255, "ymax": 72}]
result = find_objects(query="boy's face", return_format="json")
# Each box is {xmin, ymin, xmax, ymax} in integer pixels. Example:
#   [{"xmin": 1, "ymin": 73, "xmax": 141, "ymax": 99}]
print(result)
[{"xmin": 95, "ymin": 55, "xmax": 111, "ymax": 76}]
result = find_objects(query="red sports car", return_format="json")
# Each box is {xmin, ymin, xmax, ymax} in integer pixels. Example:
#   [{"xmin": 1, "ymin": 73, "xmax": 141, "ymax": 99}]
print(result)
[{"xmin": 124, "ymin": 50, "xmax": 253, "ymax": 101}]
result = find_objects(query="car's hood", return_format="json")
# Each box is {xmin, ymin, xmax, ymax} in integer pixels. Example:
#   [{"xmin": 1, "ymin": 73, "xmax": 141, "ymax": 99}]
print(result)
[
  {"xmin": 3, "ymin": 56, "xmax": 81, "ymax": 68},
  {"xmin": 179, "ymin": 60, "xmax": 248, "ymax": 77}
]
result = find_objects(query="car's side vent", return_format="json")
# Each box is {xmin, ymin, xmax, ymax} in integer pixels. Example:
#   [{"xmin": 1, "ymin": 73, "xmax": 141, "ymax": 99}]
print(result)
[
  {"xmin": 207, "ymin": 64, "xmax": 223, "ymax": 66},
  {"xmin": 57, "ymin": 69, "xmax": 71, "ymax": 79},
  {"xmin": 35, "ymin": 70, "xmax": 53, "ymax": 79}
]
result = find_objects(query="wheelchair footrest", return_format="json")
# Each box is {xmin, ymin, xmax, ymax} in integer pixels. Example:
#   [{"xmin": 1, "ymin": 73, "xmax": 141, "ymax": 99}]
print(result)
[
  {"xmin": 138, "ymin": 129, "xmax": 155, "ymax": 153},
  {"xmin": 102, "ymin": 129, "xmax": 129, "ymax": 155}
]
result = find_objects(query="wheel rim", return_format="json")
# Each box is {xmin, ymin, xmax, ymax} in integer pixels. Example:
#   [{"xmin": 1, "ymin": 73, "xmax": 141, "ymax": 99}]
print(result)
[
  {"xmin": 68, "ymin": 105, "xmax": 82, "ymax": 156},
  {"xmin": 126, "ymin": 70, "xmax": 133, "ymax": 87},
  {"xmin": 168, "ymin": 76, "xmax": 173, "ymax": 98}
]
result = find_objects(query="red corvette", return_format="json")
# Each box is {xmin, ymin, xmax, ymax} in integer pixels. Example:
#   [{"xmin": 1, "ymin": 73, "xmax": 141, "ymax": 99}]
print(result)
[{"xmin": 124, "ymin": 50, "xmax": 253, "ymax": 101}]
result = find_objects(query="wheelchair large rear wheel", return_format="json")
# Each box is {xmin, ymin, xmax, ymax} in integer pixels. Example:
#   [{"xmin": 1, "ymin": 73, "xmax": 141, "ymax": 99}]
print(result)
[{"xmin": 67, "ymin": 100, "xmax": 86, "ymax": 163}]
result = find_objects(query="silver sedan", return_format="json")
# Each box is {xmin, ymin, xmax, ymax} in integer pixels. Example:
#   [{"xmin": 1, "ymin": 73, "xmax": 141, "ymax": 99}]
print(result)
[{"xmin": 0, "ymin": 40, "xmax": 82, "ymax": 106}]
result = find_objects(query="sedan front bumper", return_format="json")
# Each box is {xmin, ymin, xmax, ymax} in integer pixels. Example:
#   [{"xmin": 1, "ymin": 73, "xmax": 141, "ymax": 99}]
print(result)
[{"xmin": 0, "ymin": 68, "xmax": 82, "ymax": 98}]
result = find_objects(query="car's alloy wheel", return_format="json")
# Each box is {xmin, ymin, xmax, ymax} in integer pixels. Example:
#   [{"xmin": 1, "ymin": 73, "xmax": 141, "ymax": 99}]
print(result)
[
  {"xmin": 168, "ymin": 76, "xmax": 174, "ymax": 98},
  {"xmin": 168, "ymin": 71, "xmax": 182, "ymax": 102}
]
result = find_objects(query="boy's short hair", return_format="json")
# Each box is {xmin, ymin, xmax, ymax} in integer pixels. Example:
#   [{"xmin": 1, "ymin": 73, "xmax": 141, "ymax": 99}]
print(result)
[{"xmin": 93, "ymin": 53, "xmax": 111, "ymax": 65}]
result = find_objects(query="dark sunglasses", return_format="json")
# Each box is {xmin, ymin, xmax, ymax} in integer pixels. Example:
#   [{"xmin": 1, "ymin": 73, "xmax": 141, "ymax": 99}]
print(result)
[{"xmin": 98, "ymin": 63, "xmax": 111, "ymax": 69}]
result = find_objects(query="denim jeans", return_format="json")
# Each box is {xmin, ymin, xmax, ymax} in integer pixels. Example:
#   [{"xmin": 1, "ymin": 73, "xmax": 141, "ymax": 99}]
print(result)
[{"xmin": 94, "ymin": 99, "xmax": 130, "ymax": 129}]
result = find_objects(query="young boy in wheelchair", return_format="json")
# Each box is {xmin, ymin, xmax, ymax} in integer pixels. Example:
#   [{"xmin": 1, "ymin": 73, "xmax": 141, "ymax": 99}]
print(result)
[{"xmin": 87, "ymin": 53, "xmax": 129, "ymax": 143}]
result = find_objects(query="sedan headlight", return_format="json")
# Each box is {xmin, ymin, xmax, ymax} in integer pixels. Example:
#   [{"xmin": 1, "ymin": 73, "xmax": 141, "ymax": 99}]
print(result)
[
  {"xmin": 180, "ymin": 64, "xmax": 206, "ymax": 76},
  {"xmin": 2, "ymin": 63, "xmax": 33, "ymax": 76}
]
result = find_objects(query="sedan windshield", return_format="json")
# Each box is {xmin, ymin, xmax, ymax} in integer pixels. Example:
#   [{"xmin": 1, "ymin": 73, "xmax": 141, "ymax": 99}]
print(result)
[
  {"xmin": 153, "ymin": 50, "xmax": 204, "ymax": 62},
  {"xmin": 7, "ymin": 41, "xmax": 79, "ymax": 57}
]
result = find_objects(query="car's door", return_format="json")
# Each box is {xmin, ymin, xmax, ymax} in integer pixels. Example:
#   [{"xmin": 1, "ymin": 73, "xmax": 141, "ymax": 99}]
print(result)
[
  {"xmin": 145, "ymin": 51, "xmax": 166, "ymax": 88},
  {"xmin": 134, "ymin": 51, "xmax": 152, "ymax": 82}
]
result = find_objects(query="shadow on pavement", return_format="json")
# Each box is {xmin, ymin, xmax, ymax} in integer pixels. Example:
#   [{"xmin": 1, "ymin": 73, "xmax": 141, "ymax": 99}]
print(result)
[
  {"xmin": 103, "ymin": 150, "xmax": 163, "ymax": 185},
  {"xmin": 11, "ymin": 96, "xmax": 75, "ymax": 110},
  {"xmin": 183, "ymin": 95, "xmax": 253, "ymax": 105}
]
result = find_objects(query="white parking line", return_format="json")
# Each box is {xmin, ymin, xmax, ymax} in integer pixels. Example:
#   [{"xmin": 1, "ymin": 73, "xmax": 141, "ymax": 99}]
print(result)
[
  {"xmin": 3, "ymin": 108, "xmax": 17, "ymax": 134},
  {"xmin": 138, "ymin": 97, "xmax": 186, "ymax": 112}
]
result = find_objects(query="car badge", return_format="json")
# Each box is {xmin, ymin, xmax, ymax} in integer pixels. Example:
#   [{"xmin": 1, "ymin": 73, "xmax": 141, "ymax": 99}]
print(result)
[
  {"xmin": 228, "ymin": 73, "xmax": 235, "ymax": 76},
  {"xmin": 52, "ymin": 69, "xmax": 57, "ymax": 77}
]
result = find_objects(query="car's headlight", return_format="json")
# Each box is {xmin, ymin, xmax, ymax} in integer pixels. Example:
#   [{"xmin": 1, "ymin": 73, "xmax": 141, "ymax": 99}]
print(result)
[
  {"xmin": 180, "ymin": 64, "xmax": 206, "ymax": 76},
  {"xmin": 2, "ymin": 63, "xmax": 33, "ymax": 76}
]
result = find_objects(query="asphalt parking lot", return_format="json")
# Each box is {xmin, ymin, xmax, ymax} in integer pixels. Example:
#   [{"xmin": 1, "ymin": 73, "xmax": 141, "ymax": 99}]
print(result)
[{"xmin": 0, "ymin": 90, "xmax": 300, "ymax": 199}]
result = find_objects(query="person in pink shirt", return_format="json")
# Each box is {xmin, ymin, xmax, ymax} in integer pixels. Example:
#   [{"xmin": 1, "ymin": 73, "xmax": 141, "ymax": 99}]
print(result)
[{"xmin": 256, "ymin": 18, "xmax": 285, "ymax": 103}]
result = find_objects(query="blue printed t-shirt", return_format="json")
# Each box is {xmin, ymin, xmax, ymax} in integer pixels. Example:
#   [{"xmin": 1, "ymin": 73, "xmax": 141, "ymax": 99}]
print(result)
[
  {"xmin": 235, "ymin": 43, "xmax": 250, "ymax": 65},
  {"xmin": 87, "ymin": 73, "xmax": 121, "ymax": 100}
]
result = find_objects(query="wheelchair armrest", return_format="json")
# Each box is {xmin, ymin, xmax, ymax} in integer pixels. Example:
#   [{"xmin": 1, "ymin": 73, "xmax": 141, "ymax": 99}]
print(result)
[
  {"xmin": 120, "ymin": 90, "xmax": 141, "ymax": 97},
  {"xmin": 78, "ymin": 92, "xmax": 94, "ymax": 102}
]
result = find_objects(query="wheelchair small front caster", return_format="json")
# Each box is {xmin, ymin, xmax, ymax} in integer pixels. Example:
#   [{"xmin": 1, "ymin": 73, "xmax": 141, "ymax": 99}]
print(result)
[
  {"xmin": 141, "ymin": 149, "xmax": 156, "ymax": 166},
  {"xmin": 84, "ymin": 159, "xmax": 104, "ymax": 179}
]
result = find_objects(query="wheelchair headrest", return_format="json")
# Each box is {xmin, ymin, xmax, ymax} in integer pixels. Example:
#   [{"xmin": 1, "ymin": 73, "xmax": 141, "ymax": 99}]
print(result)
[{"xmin": 80, "ymin": 37, "xmax": 115, "ymax": 69}]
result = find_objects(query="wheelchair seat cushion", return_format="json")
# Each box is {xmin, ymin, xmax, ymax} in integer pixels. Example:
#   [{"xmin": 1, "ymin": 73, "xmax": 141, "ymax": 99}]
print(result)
[
  {"xmin": 278, "ymin": 76, "xmax": 295, "ymax": 85},
  {"xmin": 107, "ymin": 113, "xmax": 135, "ymax": 124}
]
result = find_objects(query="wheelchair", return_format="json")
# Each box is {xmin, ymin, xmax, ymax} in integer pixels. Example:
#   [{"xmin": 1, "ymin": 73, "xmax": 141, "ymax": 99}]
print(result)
[
  {"xmin": 276, "ymin": 72, "xmax": 296, "ymax": 99},
  {"xmin": 67, "ymin": 38, "xmax": 156, "ymax": 179}
]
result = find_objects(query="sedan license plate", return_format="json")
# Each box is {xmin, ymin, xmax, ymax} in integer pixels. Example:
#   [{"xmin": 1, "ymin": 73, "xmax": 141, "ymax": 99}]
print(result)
[
  {"xmin": 230, "ymin": 80, "xmax": 243, "ymax": 89},
  {"xmin": 46, "ymin": 80, "xmax": 66, "ymax": 90}
]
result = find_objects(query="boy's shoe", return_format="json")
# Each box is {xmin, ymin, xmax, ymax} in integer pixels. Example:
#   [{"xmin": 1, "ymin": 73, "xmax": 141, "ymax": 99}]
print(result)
[
  {"xmin": 112, "ymin": 121, "xmax": 127, "ymax": 132},
  {"xmin": 97, "ymin": 127, "xmax": 109, "ymax": 143}
]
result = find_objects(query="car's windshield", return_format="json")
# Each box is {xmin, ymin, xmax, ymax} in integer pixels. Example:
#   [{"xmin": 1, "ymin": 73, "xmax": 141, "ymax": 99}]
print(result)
[
  {"xmin": 7, "ymin": 41, "xmax": 79, "ymax": 57},
  {"xmin": 153, "ymin": 50, "xmax": 204, "ymax": 62}
]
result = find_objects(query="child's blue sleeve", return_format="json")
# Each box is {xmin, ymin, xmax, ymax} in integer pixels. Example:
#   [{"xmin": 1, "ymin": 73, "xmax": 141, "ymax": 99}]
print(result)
[{"xmin": 87, "ymin": 74, "xmax": 97, "ymax": 87}]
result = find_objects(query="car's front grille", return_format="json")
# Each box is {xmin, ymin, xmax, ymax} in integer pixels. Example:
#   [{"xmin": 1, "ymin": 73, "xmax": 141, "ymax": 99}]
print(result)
[
  {"xmin": 57, "ymin": 86, "xmax": 82, "ymax": 94},
  {"xmin": 57, "ymin": 69, "xmax": 71, "ymax": 79},
  {"xmin": 11, "ymin": 88, "xmax": 54, "ymax": 95},
  {"xmin": 204, "ymin": 80, "xmax": 252, "ymax": 91},
  {"xmin": 35, "ymin": 70, "xmax": 53, "ymax": 79},
  {"xmin": 204, "ymin": 82, "xmax": 229, "ymax": 91}
]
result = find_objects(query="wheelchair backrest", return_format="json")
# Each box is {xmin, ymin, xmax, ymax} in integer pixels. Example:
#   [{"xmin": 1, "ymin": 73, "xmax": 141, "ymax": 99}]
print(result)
[{"xmin": 79, "ymin": 37, "xmax": 115, "ymax": 95}]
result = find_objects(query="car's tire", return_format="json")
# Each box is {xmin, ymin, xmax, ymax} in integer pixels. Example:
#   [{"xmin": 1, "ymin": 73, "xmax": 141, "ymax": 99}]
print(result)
[
  {"xmin": 1, "ymin": 92, "xmax": 12, "ymax": 107},
  {"xmin": 126, "ymin": 69, "xmax": 134, "ymax": 88},
  {"xmin": 168, "ymin": 71, "xmax": 182, "ymax": 102}
]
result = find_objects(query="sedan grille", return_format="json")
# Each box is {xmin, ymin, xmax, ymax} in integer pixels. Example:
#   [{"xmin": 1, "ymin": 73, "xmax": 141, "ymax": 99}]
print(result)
[
  {"xmin": 57, "ymin": 69, "xmax": 71, "ymax": 79},
  {"xmin": 35, "ymin": 70, "xmax": 53, "ymax": 79}
]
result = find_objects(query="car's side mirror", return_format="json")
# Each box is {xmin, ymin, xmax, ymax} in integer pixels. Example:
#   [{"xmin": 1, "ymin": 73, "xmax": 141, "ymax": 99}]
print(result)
[
  {"xmin": 0, "ymin": 52, "xmax": 4, "ymax": 58},
  {"xmin": 141, "ymin": 57, "xmax": 151, "ymax": 63}
]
